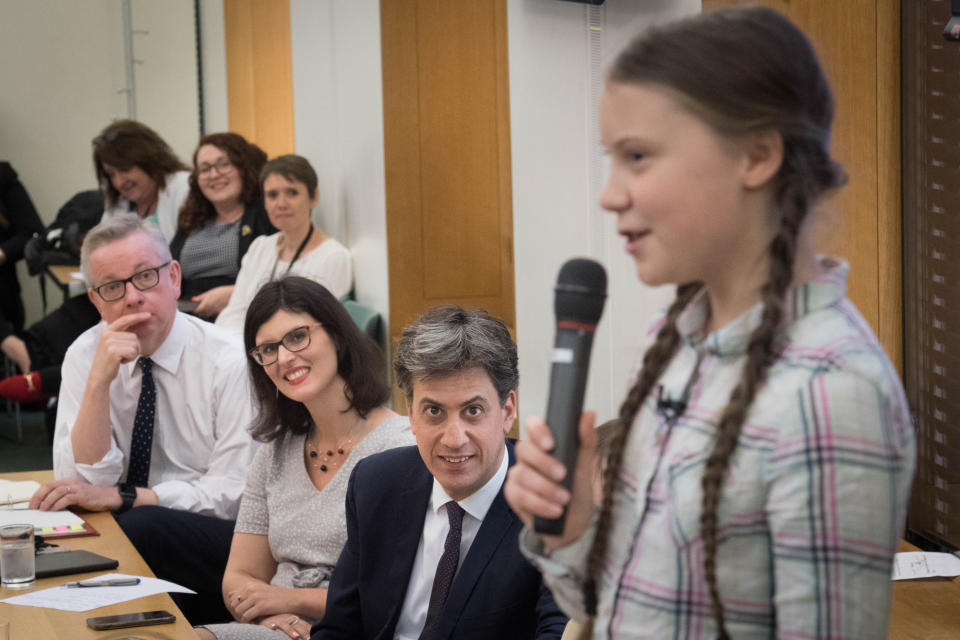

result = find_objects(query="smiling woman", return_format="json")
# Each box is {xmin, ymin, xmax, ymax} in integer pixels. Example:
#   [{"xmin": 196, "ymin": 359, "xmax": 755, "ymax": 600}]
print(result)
[
  {"xmin": 168, "ymin": 133, "xmax": 275, "ymax": 320},
  {"xmin": 194, "ymin": 276, "xmax": 413, "ymax": 640},
  {"xmin": 93, "ymin": 120, "xmax": 190, "ymax": 242}
]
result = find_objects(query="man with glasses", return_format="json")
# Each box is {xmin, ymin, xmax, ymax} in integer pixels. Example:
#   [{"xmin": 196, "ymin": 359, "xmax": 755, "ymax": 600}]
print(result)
[{"xmin": 30, "ymin": 213, "xmax": 256, "ymax": 624}]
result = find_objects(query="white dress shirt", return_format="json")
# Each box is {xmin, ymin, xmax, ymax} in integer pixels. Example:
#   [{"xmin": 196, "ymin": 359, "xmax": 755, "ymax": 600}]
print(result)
[
  {"xmin": 394, "ymin": 447, "xmax": 509, "ymax": 640},
  {"xmin": 53, "ymin": 311, "xmax": 257, "ymax": 519}
]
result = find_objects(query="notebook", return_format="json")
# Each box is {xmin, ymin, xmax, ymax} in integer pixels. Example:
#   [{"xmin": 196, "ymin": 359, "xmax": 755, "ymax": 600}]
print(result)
[
  {"xmin": 0, "ymin": 479, "xmax": 41, "ymax": 505},
  {"xmin": 0, "ymin": 507, "xmax": 99, "ymax": 539},
  {"xmin": 35, "ymin": 549, "xmax": 119, "ymax": 579}
]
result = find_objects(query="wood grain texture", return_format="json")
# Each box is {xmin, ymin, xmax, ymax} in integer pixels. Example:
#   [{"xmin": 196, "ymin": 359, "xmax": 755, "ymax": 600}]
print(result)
[
  {"xmin": 0, "ymin": 471, "xmax": 199, "ymax": 640},
  {"xmin": 875, "ymin": 0, "xmax": 901, "ymax": 374},
  {"xmin": 224, "ymin": 0, "xmax": 295, "ymax": 157},
  {"xmin": 888, "ymin": 540, "xmax": 960, "ymax": 639},
  {"xmin": 702, "ymin": 1, "xmax": 901, "ymax": 369},
  {"xmin": 381, "ymin": 0, "xmax": 515, "ymax": 404}
]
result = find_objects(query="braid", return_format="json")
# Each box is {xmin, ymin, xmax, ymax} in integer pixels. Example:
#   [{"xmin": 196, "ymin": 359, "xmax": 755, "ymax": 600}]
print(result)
[
  {"xmin": 577, "ymin": 282, "xmax": 702, "ymax": 640},
  {"xmin": 700, "ymin": 146, "xmax": 815, "ymax": 638}
]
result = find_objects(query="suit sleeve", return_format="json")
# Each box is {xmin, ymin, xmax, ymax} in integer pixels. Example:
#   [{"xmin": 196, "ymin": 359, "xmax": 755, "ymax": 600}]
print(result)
[
  {"xmin": 534, "ymin": 575, "xmax": 570, "ymax": 639},
  {"xmin": 312, "ymin": 462, "xmax": 366, "ymax": 640}
]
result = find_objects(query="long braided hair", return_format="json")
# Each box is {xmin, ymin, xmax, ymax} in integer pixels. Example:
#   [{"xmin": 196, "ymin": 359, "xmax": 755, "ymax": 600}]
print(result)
[{"xmin": 582, "ymin": 8, "xmax": 846, "ymax": 638}]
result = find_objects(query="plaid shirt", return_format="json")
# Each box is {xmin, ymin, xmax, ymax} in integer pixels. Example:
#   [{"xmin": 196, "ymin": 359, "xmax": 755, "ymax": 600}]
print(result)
[{"xmin": 524, "ymin": 258, "xmax": 916, "ymax": 639}]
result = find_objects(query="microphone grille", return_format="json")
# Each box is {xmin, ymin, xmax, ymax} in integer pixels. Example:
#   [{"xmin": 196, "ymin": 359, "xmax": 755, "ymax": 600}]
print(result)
[{"xmin": 555, "ymin": 258, "xmax": 607, "ymax": 324}]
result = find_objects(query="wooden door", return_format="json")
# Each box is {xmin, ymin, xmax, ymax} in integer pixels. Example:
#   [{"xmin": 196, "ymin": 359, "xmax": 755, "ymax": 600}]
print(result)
[
  {"xmin": 703, "ymin": 0, "xmax": 902, "ymax": 371},
  {"xmin": 381, "ymin": 0, "xmax": 515, "ymax": 408},
  {"xmin": 224, "ymin": 0, "xmax": 296, "ymax": 157}
]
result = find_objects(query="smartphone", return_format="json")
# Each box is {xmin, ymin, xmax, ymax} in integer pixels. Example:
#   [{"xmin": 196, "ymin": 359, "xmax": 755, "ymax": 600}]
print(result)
[{"xmin": 85, "ymin": 610, "xmax": 176, "ymax": 630}]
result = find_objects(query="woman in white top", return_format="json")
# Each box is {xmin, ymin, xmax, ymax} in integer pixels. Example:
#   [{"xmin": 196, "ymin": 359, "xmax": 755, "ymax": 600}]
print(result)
[
  {"xmin": 216, "ymin": 155, "xmax": 352, "ymax": 333},
  {"xmin": 94, "ymin": 119, "xmax": 190, "ymax": 241}
]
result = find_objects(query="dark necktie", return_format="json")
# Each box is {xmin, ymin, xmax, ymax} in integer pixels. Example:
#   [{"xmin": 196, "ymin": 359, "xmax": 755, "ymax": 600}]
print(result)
[
  {"xmin": 419, "ymin": 501, "xmax": 465, "ymax": 640},
  {"xmin": 126, "ymin": 357, "xmax": 156, "ymax": 487}
]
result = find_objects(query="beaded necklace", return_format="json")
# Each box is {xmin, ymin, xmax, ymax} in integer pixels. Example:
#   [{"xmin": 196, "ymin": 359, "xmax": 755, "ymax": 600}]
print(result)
[{"xmin": 305, "ymin": 417, "xmax": 364, "ymax": 473}]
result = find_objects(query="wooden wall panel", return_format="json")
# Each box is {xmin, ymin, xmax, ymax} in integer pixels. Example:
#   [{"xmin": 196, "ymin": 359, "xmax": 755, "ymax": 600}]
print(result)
[
  {"xmin": 703, "ymin": 0, "xmax": 902, "ymax": 371},
  {"xmin": 224, "ymin": 0, "xmax": 295, "ymax": 157},
  {"xmin": 382, "ymin": 0, "xmax": 515, "ymax": 407}
]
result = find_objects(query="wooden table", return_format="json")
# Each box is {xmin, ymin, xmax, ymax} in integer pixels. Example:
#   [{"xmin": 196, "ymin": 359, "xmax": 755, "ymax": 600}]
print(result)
[
  {"xmin": 43, "ymin": 264, "xmax": 83, "ymax": 304},
  {"xmin": 0, "ymin": 471, "xmax": 198, "ymax": 640},
  {"xmin": 889, "ymin": 540, "xmax": 960, "ymax": 639}
]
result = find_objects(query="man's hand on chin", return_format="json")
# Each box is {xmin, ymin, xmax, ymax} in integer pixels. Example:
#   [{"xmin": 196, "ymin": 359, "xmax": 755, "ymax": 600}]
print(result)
[{"xmin": 28, "ymin": 477, "xmax": 122, "ymax": 512}]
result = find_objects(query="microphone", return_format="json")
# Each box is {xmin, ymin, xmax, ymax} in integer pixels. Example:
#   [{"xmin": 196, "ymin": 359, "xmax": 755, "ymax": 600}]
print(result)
[
  {"xmin": 534, "ymin": 258, "xmax": 607, "ymax": 536},
  {"xmin": 655, "ymin": 385, "xmax": 688, "ymax": 422}
]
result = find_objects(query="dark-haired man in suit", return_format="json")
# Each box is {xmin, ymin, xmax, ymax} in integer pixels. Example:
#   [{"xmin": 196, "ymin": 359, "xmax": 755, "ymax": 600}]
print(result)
[{"xmin": 313, "ymin": 306, "xmax": 567, "ymax": 640}]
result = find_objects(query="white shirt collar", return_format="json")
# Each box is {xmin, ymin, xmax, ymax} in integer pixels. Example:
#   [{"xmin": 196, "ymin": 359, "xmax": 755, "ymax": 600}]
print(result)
[{"xmin": 429, "ymin": 443, "xmax": 508, "ymax": 522}]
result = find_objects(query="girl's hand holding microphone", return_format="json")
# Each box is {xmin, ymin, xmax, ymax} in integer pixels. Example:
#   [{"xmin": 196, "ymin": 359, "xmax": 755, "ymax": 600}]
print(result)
[{"xmin": 505, "ymin": 411, "xmax": 598, "ymax": 551}]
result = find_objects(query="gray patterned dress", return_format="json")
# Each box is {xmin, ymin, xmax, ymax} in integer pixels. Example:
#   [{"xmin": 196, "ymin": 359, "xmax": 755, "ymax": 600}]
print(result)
[{"xmin": 202, "ymin": 414, "xmax": 414, "ymax": 639}]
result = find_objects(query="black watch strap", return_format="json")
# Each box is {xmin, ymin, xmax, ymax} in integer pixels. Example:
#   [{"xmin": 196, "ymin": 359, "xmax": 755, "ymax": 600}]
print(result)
[{"xmin": 116, "ymin": 482, "xmax": 137, "ymax": 513}]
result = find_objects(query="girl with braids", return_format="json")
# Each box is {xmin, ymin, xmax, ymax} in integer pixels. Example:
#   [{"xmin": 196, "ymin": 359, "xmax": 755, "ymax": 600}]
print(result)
[{"xmin": 504, "ymin": 7, "xmax": 915, "ymax": 639}]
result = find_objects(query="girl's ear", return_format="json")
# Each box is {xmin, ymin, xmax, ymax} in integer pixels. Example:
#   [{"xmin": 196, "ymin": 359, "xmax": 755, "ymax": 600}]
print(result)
[{"xmin": 741, "ymin": 129, "xmax": 784, "ymax": 190}]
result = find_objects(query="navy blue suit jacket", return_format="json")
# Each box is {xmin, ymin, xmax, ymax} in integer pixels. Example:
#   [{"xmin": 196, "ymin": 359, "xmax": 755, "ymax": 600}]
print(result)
[{"xmin": 312, "ymin": 442, "xmax": 567, "ymax": 640}]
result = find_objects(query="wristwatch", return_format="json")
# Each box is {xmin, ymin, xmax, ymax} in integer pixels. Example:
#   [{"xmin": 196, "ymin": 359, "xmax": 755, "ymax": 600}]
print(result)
[{"xmin": 116, "ymin": 482, "xmax": 137, "ymax": 513}]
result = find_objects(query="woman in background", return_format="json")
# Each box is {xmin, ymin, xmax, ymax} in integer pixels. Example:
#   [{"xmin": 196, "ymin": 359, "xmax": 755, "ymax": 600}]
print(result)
[
  {"xmin": 505, "ymin": 8, "xmax": 914, "ymax": 639},
  {"xmin": 216, "ymin": 155, "xmax": 351, "ymax": 332},
  {"xmin": 95, "ymin": 119, "xmax": 189, "ymax": 241},
  {"xmin": 197, "ymin": 276, "xmax": 412, "ymax": 640},
  {"xmin": 0, "ymin": 122, "xmax": 190, "ymax": 402},
  {"xmin": 170, "ymin": 133, "xmax": 275, "ymax": 319}
]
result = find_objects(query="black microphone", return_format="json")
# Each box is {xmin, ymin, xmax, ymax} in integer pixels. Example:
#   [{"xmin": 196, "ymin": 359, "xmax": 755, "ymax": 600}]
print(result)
[
  {"xmin": 656, "ymin": 385, "xmax": 688, "ymax": 423},
  {"xmin": 534, "ymin": 258, "xmax": 607, "ymax": 536}
]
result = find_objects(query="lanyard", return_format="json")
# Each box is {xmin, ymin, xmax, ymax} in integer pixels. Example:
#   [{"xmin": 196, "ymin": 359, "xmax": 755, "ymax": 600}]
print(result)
[{"xmin": 270, "ymin": 225, "xmax": 314, "ymax": 281}]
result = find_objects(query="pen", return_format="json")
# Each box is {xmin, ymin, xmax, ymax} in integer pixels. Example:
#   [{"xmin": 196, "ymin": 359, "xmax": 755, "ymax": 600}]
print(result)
[{"xmin": 65, "ymin": 578, "xmax": 141, "ymax": 588}]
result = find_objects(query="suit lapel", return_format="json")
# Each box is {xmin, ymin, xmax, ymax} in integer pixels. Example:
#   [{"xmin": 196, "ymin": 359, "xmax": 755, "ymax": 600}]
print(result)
[
  {"xmin": 433, "ymin": 443, "xmax": 518, "ymax": 639},
  {"xmin": 382, "ymin": 458, "xmax": 433, "ymax": 635}
]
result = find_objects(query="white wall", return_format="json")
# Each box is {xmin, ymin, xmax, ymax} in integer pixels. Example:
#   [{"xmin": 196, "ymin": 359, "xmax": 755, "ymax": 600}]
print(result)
[
  {"xmin": 289, "ymin": 0, "xmax": 390, "ymax": 321},
  {"xmin": 0, "ymin": 0, "xmax": 200, "ymax": 324},
  {"xmin": 508, "ymin": 0, "xmax": 700, "ymax": 424},
  {"xmin": 198, "ymin": 0, "xmax": 229, "ymax": 135}
]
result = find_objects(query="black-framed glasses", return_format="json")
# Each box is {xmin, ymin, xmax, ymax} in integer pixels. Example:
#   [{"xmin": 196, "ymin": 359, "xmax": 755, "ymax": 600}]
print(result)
[
  {"xmin": 92, "ymin": 262, "xmax": 171, "ymax": 302},
  {"xmin": 249, "ymin": 324, "xmax": 323, "ymax": 366},
  {"xmin": 197, "ymin": 158, "xmax": 233, "ymax": 176}
]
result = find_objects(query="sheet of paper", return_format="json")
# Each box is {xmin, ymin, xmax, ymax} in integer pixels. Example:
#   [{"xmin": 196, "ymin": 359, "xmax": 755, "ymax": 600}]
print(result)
[
  {"xmin": 0, "ymin": 507, "xmax": 86, "ymax": 535},
  {"xmin": 892, "ymin": 551, "xmax": 960, "ymax": 580},
  {"xmin": 0, "ymin": 479, "xmax": 40, "ymax": 505},
  {"xmin": 0, "ymin": 573, "xmax": 196, "ymax": 612}
]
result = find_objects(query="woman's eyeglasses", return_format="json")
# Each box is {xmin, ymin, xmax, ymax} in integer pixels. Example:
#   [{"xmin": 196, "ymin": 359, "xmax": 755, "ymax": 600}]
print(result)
[
  {"xmin": 92, "ymin": 262, "xmax": 172, "ymax": 302},
  {"xmin": 249, "ymin": 324, "xmax": 323, "ymax": 366},
  {"xmin": 197, "ymin": 158, "xmax": 233, "ymax": 177}
]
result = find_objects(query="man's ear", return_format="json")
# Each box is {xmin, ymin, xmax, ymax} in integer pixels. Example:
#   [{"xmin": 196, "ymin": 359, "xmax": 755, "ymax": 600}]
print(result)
[
  {"xmin": 168, "ymin": 260, "xmax": 182, "ymax": 298},
  {"xmin": 741, "ymin": 129, "xmax": 784, "ymax": 190},
  {"xmin": 501, "ymin": 390, "xmax": 517, "ymax": 436}
]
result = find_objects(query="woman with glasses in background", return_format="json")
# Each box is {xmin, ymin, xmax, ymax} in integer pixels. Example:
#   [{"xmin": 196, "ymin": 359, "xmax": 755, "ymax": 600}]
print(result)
[
  {"xmin": 169, "ymin": 133, "xmax": 275, "ymax": 319},
  {"xmin": 196, "ymin": 276, "xmax": 412, "ymax": 640}
]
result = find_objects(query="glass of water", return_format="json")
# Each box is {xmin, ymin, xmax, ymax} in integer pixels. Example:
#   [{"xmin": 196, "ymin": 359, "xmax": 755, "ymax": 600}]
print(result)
[{"xmin": 0, "ymin": 524, "xmax": 35, "ymax": 588}]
